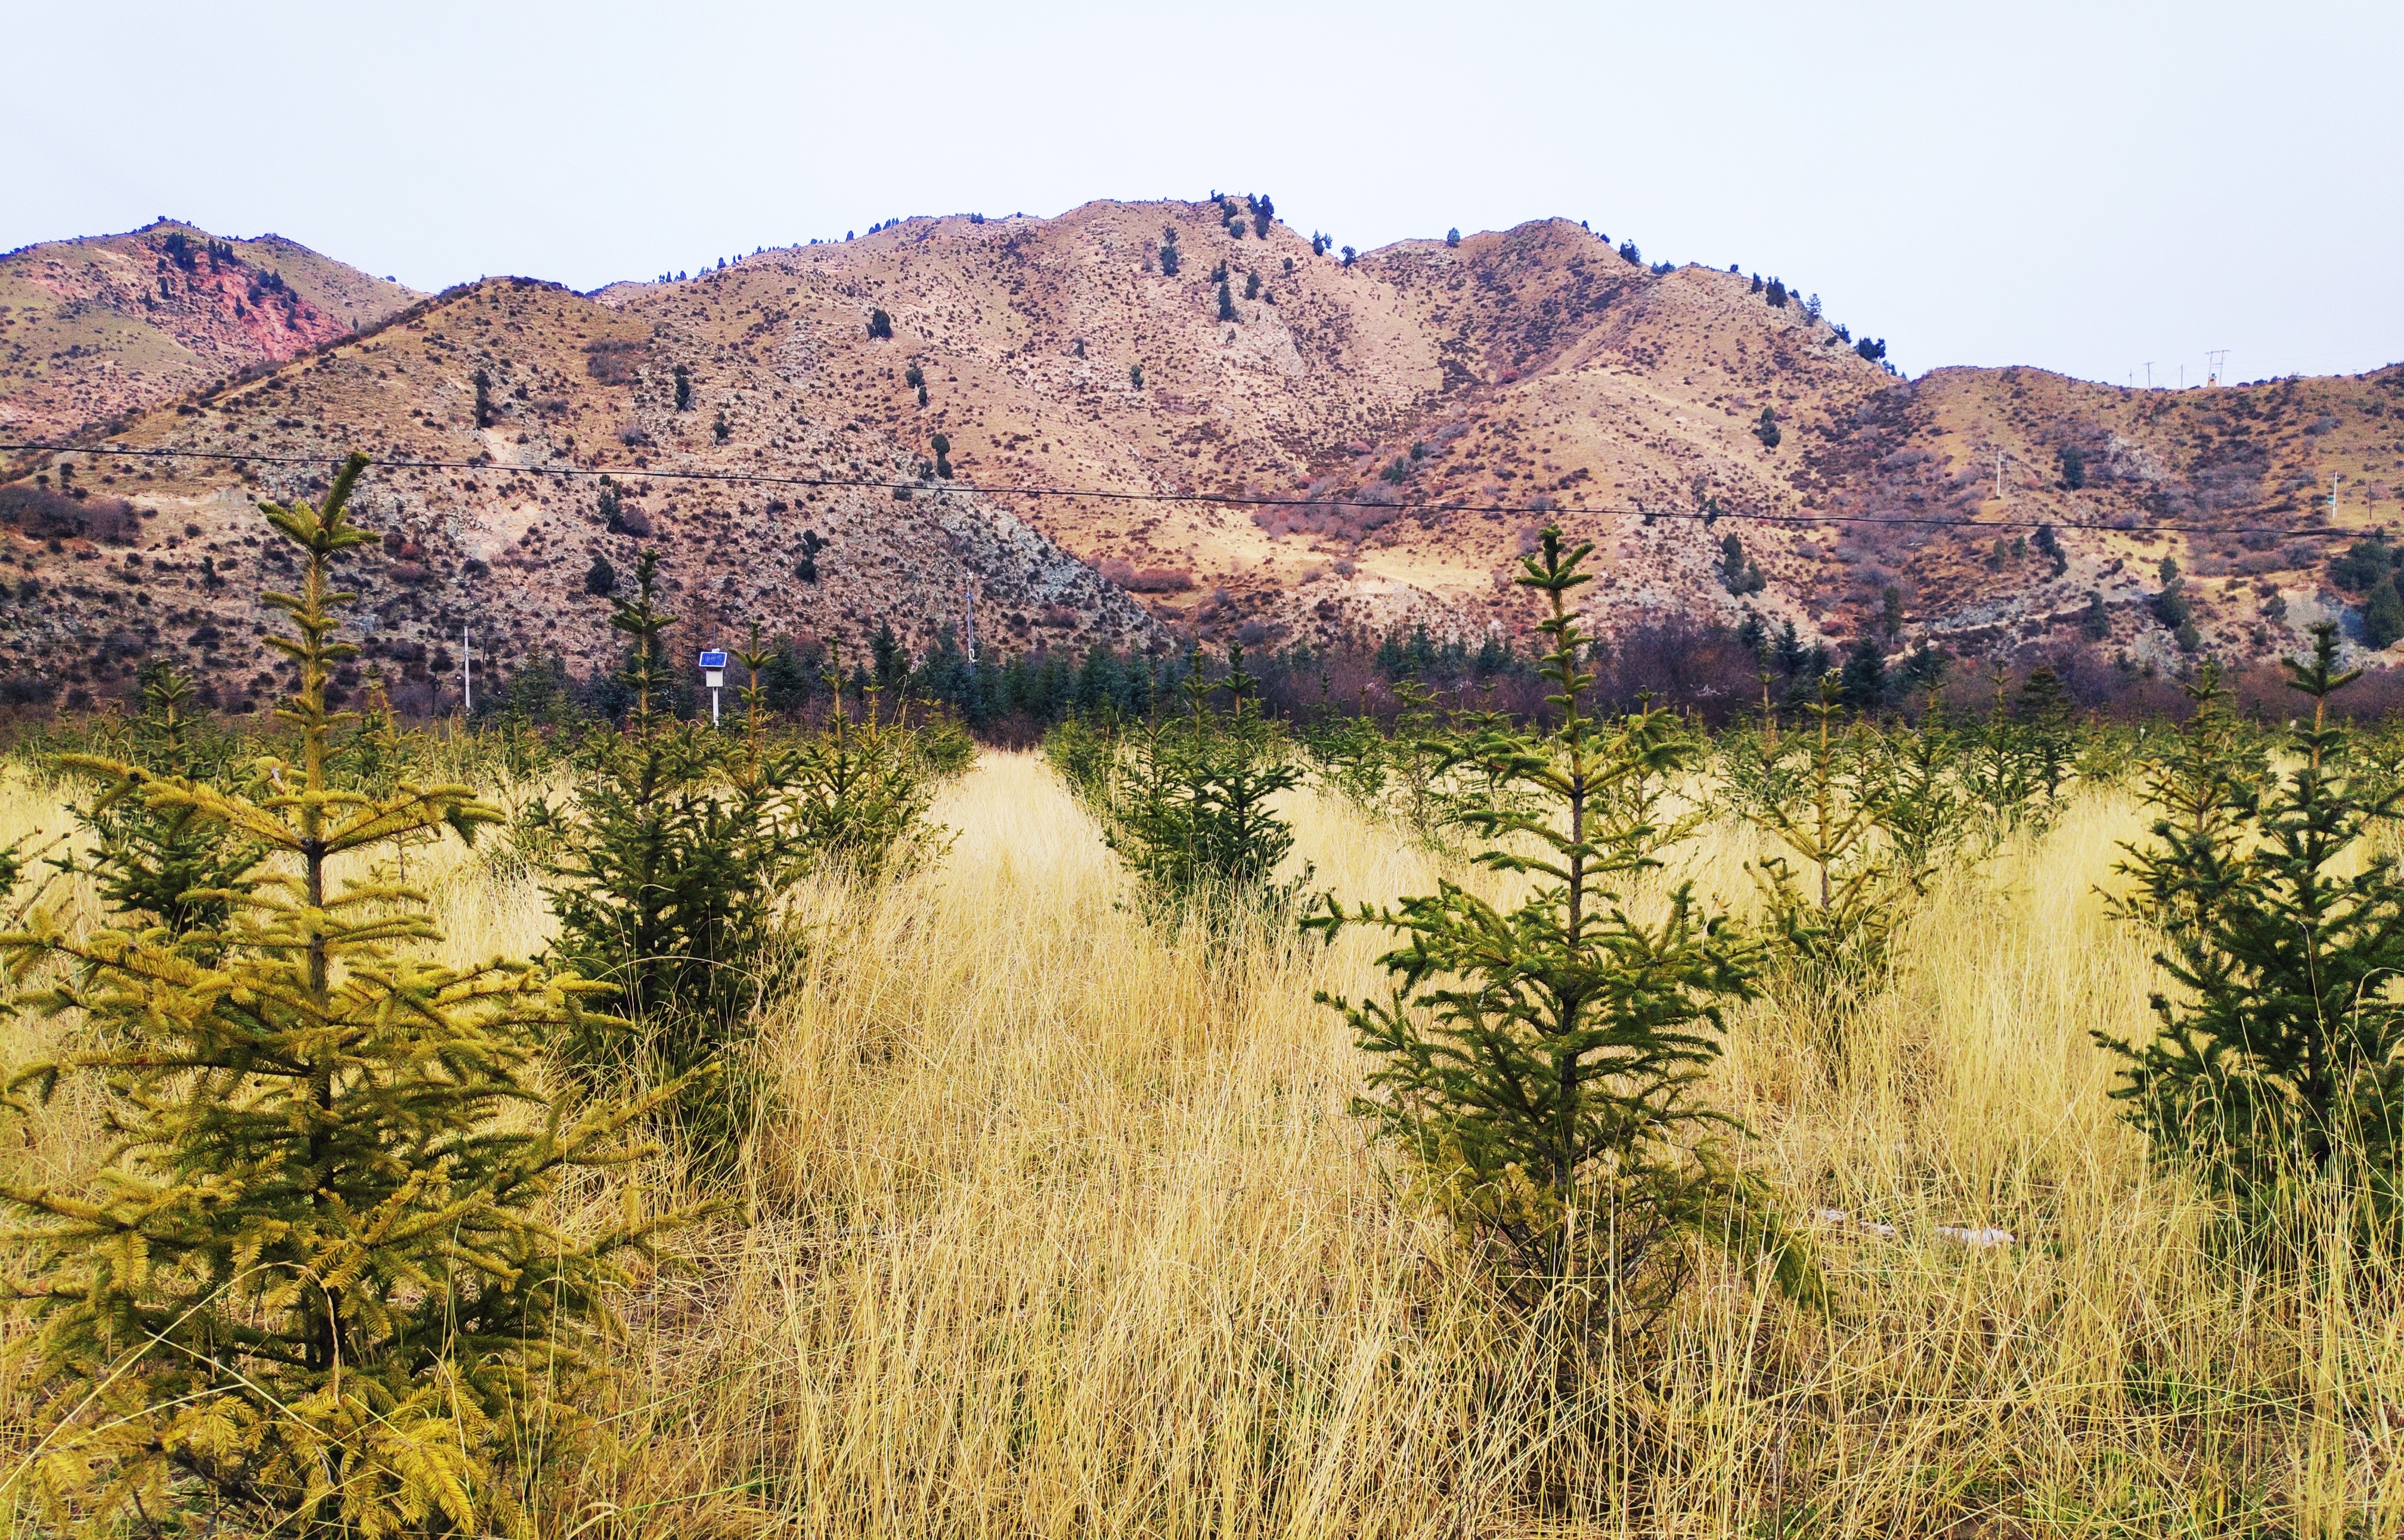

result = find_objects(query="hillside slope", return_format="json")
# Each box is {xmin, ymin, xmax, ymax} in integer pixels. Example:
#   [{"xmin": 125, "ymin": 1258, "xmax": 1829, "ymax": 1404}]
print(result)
[
  {"xmin": 2, "ymin": 200, "xmax": 2399, "ymax": 708},
  {"xmin": 0, "ymin": 220, "xmax": 419, "ymax": 439}
]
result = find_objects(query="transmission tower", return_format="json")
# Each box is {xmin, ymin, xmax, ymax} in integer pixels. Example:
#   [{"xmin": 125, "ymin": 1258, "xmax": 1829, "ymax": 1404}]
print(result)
[{"xmin": 2205, "ymin": 349, "xmax": 2229, "ymax": 386}]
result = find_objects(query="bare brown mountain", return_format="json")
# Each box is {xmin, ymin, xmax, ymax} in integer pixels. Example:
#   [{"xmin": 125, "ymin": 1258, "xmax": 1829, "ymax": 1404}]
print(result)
[
  {"xmin": 0, "ymin": 220, "xmax": 419, "ymax": 439},
  {"xmin": 2, "ymin": 199, "xmax": 2399, "ymax": 709}
]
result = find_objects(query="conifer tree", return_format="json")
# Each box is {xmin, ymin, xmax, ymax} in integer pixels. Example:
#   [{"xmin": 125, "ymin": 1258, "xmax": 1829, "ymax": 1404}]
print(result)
[
  {"xmin": 785, "ymin": 643, "xmax": 946, "ymax": 881},
  {"xmin": 2102, "ymin": 631, "xmax": 2404, "ymax": 1227},
  {"xmin": 55, "ymin": 659, "xmax": 260, "ymax": 954},
  {"xmin": 534, "ymin": 551, "xmax": 807, "ymax": 1157},
  {"xmin": 1105, "ymin": 646, "xmax": 1305, "ymax": 912},
  {"xmin": 0, "ymin": 454, "xmax": 695, "ymax": 1537},
  {"xmin": 1864, "ymin": 692, "xmax": 1969, "ymax": 891},
  {"xmin": 1743, "ymin": 677, "xmax": 1912, "ymax": 990},
  {"xmin": 1309, "ymin": 529, "xmax": 1806, "ymax": 1343}
]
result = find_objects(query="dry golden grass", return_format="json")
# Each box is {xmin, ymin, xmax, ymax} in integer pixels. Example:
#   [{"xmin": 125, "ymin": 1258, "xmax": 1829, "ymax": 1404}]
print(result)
[{"xmin": 1, "ymin": 749, "xmax": 2399, "ymax": 1537}]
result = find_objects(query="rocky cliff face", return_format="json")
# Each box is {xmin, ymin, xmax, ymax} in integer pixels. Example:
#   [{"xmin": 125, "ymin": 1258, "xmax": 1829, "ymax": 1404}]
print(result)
[{"xmin": 0, "ymin": 221, "xmax": 419, "ymax": 440}]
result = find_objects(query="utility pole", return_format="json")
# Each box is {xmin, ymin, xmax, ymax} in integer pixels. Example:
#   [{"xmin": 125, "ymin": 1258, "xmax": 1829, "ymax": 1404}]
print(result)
[
  {"xmin": 461, "ymin": 625, "xmax": 472, "ymax": 716},
  {"xmin": 2205, "ymin": 349, "xmax": 2229, "ymax": 386},
  {"xmin": 2144, "ymin": 362, "xmax": 2155, "ymax": 389},
  {"xmin": 964, "ymin": 578, "xmax": 978, "ymax": 665}
]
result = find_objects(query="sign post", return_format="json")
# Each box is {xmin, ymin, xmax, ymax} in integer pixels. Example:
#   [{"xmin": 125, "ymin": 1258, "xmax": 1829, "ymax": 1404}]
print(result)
[{"xmin": 698, "ymin": 649, "xmax": 728, "ymax": 726}]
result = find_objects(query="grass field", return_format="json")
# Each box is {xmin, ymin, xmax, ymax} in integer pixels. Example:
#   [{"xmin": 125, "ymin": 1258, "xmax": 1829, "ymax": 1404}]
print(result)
[{"xmin": 1, "ymin": 746, "xmax": 2397, "ymax": 1538}]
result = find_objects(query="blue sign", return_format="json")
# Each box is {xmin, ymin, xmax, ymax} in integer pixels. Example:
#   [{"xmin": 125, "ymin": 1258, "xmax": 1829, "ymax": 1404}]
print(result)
[{"xmin": 697, "ymin": 650, "xmax": 729, "ymax": 669}]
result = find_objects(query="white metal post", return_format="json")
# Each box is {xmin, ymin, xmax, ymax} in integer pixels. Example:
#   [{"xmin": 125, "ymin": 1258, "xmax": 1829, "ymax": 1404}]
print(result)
[{"xmin": 699, "ymin": 649, "xmax": 727, "ymax": 727}]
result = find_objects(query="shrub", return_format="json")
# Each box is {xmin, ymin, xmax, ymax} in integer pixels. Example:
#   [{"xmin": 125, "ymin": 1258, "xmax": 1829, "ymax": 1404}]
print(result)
[
  {"xmin": 585, "ymin": 336, "xmax": 644, "ymax": 384},
  {"xmin": 2367, "ymin": 578, "xmax": 2404, "ymax": 649},
  {"xmin": 0, "ymin": 454, "xmax": 695, "ymax": 1536},
  {"xmin": 1309, "ymin": 528, "xmax": 1810, "ymax": 1345},
  {"xmin": 1129, "ymin": 362, "xmax": 1144, "ymax": 389},
  {"xmin": 712, "ymin": 408, "xmax": 731, "ymax": 442},
  {"xmin": 2101, "ymin": 636, "xmax": 2404, "ymax": 1231},
  {"xmin": 0, "ymin": 484, "xmax": 141, "ymax": 543},
  {"xmin": 2329, "ymin": 537, "xmax": 2396, "ymax": 592}
]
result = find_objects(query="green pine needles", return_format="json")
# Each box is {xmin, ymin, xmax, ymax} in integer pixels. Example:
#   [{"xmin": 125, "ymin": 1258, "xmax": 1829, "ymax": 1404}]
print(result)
[
  {"xmin": 535, "ymin": 555, "xmax": 808, "ymax": 1157},
  {"xmin": 55, "ymin": 659, "xmax": 262, "ymax": 955},
  {"xmin": 1104, "ymin": 645, "xmax": 1307, "ymax": 914},
  {"xmin": 2103, "ymin": 627, "xmax": 2404, "ymax": 1234},
  {"xmin": 1309, "ymin": 528, "xmax": 1809, "ymax": 1344},
  {"xmin": 536, "ymin": 569, "xmax": 944, "ymax": 1162},
  {"xmin": 0, "ymin": 453, "xmax": 699, "ymax": 1537}
]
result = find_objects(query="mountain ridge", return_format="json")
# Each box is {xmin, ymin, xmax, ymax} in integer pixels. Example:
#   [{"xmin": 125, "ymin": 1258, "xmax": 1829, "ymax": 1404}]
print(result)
[{"xmin": 2, "ymin": 201, "xmax": 2399, "ymax": 711}]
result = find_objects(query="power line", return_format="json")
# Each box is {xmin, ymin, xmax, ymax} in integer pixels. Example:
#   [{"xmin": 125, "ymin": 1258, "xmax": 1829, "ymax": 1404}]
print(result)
[{"xmin": 0, "ymin": 438, "xmax": 2365, "ymax": 540}]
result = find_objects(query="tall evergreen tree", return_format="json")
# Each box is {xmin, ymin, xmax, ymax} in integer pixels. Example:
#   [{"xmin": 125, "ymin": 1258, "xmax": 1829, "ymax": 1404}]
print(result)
[{"xmin": 0, "ymin": 454, "xmax": 694, "ymax": 1536}]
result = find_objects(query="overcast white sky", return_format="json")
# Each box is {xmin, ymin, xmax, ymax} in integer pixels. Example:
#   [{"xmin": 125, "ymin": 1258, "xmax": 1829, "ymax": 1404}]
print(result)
[{"xmin": 7, "ymin": 0, "xmax": 2397, "ymax": 386}]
